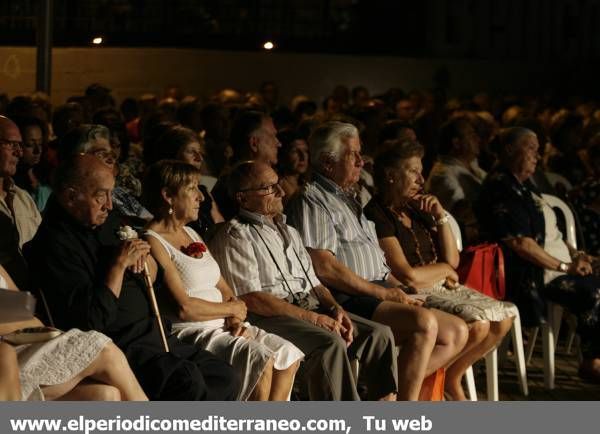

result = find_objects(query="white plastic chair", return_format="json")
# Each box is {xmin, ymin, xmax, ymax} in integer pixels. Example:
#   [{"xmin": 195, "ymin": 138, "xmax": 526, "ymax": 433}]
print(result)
[
  {"xmin": 545, "ymin": 172, "xmax": 573, "ymax": 192},
  {"xmin": 447, "ymin": 213, "xmax": 528, "ymax": 400},
  {"xmin": 524, "ymin": 194, "xmax": 578, "ymax": 390}
]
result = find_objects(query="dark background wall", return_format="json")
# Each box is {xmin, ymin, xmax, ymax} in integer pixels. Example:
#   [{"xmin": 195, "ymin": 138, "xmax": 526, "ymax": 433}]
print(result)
[{"xmin": 1, "ymin": 0, "xmax": 599, "ymax": 102}]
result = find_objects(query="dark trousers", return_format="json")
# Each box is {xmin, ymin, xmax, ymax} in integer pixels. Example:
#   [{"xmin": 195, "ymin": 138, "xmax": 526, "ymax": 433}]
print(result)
[
  {"xmin": 546, "ymin": 274, "xmax": 600, "ymax": 358},
  {"xmin": 248, "ymin": 312, "xmax": 397, "ymax": 400},
  {"xmin": 131, "ymin": 337, "xmax": 241, "ymax": 401}
]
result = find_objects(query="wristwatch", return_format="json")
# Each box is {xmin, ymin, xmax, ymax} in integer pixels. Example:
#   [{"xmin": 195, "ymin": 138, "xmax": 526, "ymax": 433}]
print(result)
[
  {"xmin": 435, "ymin": 213, "xmax": 449, "ymax": 226},
  {"xmin": 557, "ymin": 262, "xmax": 569, "ymax": 272}
]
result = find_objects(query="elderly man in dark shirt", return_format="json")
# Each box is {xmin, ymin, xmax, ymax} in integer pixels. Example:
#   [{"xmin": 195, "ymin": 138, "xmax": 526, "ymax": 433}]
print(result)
[{"xmin": 25, "ymin": 154, "xmax": 239, "ymax": 400}]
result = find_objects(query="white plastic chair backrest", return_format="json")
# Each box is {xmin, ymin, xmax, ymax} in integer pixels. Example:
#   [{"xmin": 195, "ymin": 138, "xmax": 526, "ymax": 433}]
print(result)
[
  {"xmin": 545, "ymin": 172, "xmax": 573, "ymax": 192},
  {"xmin": 541, "ymin": 193, "xmax": 577, "ymax": 249},
  {"xmin": 446, "ymin": 212, "xmax": 463, "ymax": 252}
]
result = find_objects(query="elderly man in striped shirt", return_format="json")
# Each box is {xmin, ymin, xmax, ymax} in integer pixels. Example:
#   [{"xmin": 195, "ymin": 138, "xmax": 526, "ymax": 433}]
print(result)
[
  {"xmin": 286, "ymin": 121, "xmax": 469, "ymax": 400},
  {"xmin": 210, "ymin": 160, "xmax": 398, "ymax": 401}
]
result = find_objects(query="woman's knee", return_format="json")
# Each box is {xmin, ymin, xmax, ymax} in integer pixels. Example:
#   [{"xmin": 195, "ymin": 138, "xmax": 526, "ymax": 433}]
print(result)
[
  {"xmin": 469, "ymin": 320, "xmax": 491, "ymax": 341},
  {"xmin": 96, "ymin": 343, "xmax": 128, "ymax": 370},
  {"xmin": 490, "ymin": 317, "xmax": 513, "ymax": 338},
  {"xmin": 443, "ymin": 316, "xmax": 470, "ymax": 349},
  {"xmin": 413, "ymin": 309, "xmax": 438, "ymax": 340}
]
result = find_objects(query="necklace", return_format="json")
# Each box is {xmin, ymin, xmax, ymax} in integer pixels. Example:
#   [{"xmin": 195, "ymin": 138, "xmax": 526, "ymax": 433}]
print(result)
[{"xmin": 389, "ymin": 205, "xmax": 438, "ymax": 266}]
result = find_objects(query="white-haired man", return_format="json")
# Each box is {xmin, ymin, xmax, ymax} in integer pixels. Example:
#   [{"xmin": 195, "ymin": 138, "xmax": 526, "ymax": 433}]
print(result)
[
  {"xmin": 286, "ymin": 121, "xmax": 469, "ymax": 400},
  {"xmin": 210, "ymin": 160, "xmax": 399, "ymax": 401}
]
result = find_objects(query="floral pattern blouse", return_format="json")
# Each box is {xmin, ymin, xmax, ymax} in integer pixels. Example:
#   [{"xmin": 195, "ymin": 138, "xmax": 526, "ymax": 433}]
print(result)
[{"xmin": 476, "ymin": 167, "xmax": 547, "ymax": 326}]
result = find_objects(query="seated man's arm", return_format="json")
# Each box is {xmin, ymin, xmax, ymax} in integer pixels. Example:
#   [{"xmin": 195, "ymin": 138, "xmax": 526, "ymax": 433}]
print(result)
[
  {"xmin": 309, "ymin": 248, "xmax": 420, "ymax": 305},
  {"xmin": 308, "ymin": 248, "xmax": 386, "ymax": 300},
  {"xmin": 211, "ymin": 229, "xmax": 301, "ymax": 317},
  {"xmin": 239, "ymin": 291, "xmax": 314, "ymax": 322},
  {"xmin": 26, "ymin": 239, "xmax": 122, "ymax": 332},
  {"xmin": 310, "ymin": 284, "xmax": 339, "ymax": 310}
]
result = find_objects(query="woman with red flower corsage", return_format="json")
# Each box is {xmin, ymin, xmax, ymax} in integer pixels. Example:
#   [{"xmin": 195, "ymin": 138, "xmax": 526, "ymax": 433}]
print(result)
[{"xmin": 143, "ymin": 160, "xmax": 303, "ymax": 401}]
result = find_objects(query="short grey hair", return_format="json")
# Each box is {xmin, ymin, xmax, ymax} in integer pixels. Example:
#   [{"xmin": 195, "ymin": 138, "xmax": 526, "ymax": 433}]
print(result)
[
  {"xmin": 57, "ymin": 124, "xmax": 111, "ymax": 161},
  {"xmin": 499, "ymin": 127, "xmax": 536, "ymax": 159},
  {"xmin": 309, "ymin": 121, "xmax": 359, "ymax": 170}
]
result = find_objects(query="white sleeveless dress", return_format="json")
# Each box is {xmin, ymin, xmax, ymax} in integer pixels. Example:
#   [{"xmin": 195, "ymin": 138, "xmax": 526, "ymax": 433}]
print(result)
[
  {"xmin": 0, "ymin": 275, "xmax": 111, "ymax": 400},
  {"xmin": 146, "ymin": 227, "xmax": 304, "ymax": 400}
]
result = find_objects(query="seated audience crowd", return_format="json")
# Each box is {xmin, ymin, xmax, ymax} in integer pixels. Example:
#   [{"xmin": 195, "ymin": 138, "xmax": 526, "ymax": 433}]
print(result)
[{"xmin": 1, "ymin": 81, "xmax": 600, "ymax": 401}]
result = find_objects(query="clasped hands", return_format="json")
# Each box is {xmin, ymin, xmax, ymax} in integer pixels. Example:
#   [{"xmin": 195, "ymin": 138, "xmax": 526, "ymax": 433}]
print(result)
[
  {"xmin": 310, "ymin": 306, "xmax": 354, "ymax": 346},
  {"xmin": 568, "ymin": 254, "xmax": 595, "ymax": 277},
  {"xmin": 226, "ymin": 299, "xmax": 249, "ymax": 338},
  {"xmin": 115, "ymin": 239, "xmax": 151, "ymax": 274}
]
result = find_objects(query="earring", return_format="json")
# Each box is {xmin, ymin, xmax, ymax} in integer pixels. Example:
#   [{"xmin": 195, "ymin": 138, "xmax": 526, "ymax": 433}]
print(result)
[{"xmin": 168, "ymin": 207, "xmax": 173, "ymax": 215}]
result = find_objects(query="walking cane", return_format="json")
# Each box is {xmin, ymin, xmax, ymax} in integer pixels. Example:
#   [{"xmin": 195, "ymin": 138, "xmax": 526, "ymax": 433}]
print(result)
[{"xmin": 118, "ymin": 226, "xmax": 170, "ymax": 352}]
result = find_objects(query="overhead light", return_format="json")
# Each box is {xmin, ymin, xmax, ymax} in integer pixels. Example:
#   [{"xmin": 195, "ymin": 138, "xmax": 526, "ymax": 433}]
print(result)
[
  {"xmin": 263, "ymin": 41, "xmax": 274, "ymax": 50},
  {"xmin": 92, "ymin": 37, "xmax": 103, "ymax": 45}
]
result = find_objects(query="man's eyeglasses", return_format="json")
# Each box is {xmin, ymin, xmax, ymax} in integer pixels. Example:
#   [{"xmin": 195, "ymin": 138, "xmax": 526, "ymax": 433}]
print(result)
[
  {"xmin": 88, "ymin": 149, "xmax": 117, "ymax": 163},
  {"xmin": 0, "ymin": 140, "xmax": 23, "ymax": 151},
  {"xmin": 238, "ymin": 181, "xmax": 281, "ymax": 196}
]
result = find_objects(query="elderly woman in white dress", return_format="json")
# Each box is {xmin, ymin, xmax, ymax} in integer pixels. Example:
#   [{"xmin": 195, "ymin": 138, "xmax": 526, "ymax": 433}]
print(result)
[
  {"xmin": 0, "ymin": 265, "xmax": 147, "ymax": 401},
  {"xmin": 142, "ymin": 160, "xmax": 303, "ymax": 401}
]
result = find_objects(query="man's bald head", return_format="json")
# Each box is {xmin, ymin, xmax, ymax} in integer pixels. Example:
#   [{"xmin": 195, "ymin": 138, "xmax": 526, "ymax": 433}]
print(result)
[
  {"xmin": 54, "ymin": 154, "xmax": 115, "ymax": 227},
  {"xmin": 0, "ymin": 115, "xmax": 19, "ymax": 134},
  {"xmin": 53, "ymin": 154, "xmax": 112, "ymax": 193},
  {"xmin": 0, "ymin": 115, "xmax": 23, "ymax": 178},
  {"xmin": 227, "ymin": 160, "xmax": 272, "ymax": 199}
]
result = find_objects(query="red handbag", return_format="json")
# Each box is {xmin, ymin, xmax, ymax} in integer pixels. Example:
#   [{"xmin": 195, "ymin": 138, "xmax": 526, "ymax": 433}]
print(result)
[{"xmin": 456, "ymin": 243, "xmax": 506, "ymax": 300}]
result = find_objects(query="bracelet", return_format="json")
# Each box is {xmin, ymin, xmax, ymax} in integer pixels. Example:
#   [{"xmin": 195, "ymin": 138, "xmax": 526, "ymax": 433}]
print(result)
[
  {"xmin": 435, "ymin": 213, "xmax": 449, "ymax": 226},
  {"xmin": 329, "ymin": 304, "xmax": 342, "ymax": 314},
  {"xmin": 572, "ymin": 250, "xmax": 586, "ymax": 260}
]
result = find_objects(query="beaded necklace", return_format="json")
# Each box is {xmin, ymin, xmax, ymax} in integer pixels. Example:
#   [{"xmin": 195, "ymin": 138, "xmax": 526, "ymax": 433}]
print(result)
[{"xmin": 389, "ymin": 205, "xmax": 438, "ymax": 266}]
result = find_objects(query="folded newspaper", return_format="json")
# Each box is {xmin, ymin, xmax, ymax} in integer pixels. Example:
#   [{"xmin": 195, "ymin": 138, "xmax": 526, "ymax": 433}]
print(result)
[{"xmin": 0, "ymin": 289, "xmax": 36, "ymax": 322}]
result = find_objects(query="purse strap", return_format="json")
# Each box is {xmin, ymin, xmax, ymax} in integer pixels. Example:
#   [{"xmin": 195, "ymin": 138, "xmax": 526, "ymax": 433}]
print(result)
[{"xmin": 493, "ymin": 244, "xmax": 506, "ymax": 298}]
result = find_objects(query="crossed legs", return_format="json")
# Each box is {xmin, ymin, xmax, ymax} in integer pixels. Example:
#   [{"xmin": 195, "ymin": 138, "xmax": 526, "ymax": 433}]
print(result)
[
  {"xmin": 372, "ymin": 302, "xmax": 468, "ymax": 400},
  {"xmin": 41, "ymin": 342, "xmax": 147, "ymax": 401}
]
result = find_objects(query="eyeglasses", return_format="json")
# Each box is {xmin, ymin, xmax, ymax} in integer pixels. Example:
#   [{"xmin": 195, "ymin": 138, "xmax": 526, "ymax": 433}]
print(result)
[
  {"xmin": 238, "ymin": 181, "xmax": 281, "ymax": 196},
  {"xmin": 88, "ymin": 148, "xmax": 117, "ymax": 163},
  {"xmin": 0, "ymin": 140, "xmax": 23, "ymax": 151}
]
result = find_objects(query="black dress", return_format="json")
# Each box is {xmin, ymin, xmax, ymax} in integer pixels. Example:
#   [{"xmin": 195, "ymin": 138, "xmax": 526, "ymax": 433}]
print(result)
[
  {"xmin": 24, "ymin": 196, "xmax": 240, "ymax": 400},
  {"xmin": 477, "ymin": 167, "xmax": 600, "ymax": 359}
]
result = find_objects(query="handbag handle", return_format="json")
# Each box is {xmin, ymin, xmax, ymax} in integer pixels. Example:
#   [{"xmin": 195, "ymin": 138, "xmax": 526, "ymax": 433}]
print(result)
[{"xmin": 493, "ymin": 245, "xmax": 506, "ymax": 298}]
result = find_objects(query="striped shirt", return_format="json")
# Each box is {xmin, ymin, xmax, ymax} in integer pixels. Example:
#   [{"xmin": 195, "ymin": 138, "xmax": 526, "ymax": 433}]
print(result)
[
  {"xmin": 286, "ymin": 172, "xmax": 390, "ymax": 282},
  {"xmin": 208, "ymin": 209, "xmax": 321, "ymax": 308}
]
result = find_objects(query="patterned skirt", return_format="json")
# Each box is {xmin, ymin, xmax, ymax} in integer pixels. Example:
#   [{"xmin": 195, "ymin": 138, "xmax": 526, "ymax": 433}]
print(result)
[
  {"xmin": 15, "ymin": 329, "xmax": 111, "ymax": 400},
  {"xmin": 422, "ymin": 280, "xmax": 519, "ymax": 322}
]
